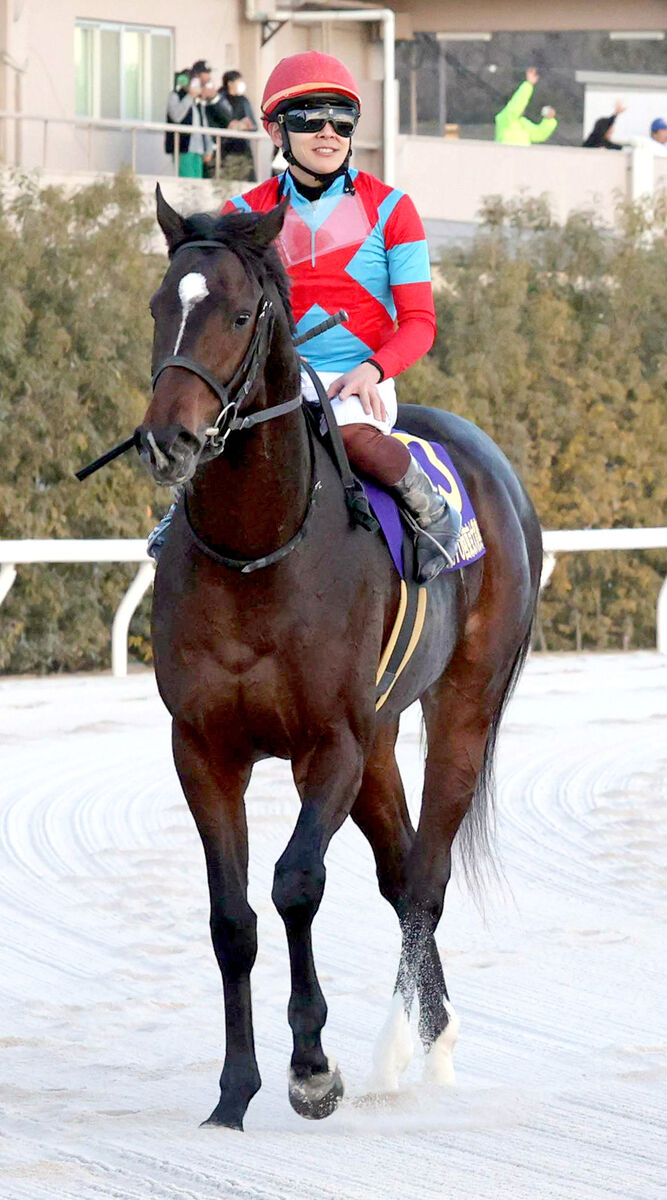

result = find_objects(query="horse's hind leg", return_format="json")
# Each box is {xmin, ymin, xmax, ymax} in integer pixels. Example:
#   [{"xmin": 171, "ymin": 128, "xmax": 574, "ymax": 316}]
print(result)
[
  {"xmin": 172, "ymin": 723, "xmax": 259, "ymax": 1130},
  {"xmin": 395, "ymin": 669, "xmax": 500, "ymax": 1085},
  {"xmin": 350, "ymin": 720, "xmax": 452, "ymax": 1090},
  {"xmin": 350, "ymin": 721, "xmax": 414, "ymax": 1090}
]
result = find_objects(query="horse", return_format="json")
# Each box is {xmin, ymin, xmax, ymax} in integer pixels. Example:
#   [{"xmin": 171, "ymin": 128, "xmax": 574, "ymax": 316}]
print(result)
[{"xmin": 136, "ymin": 186, "xmax": 542, "ymax": 1130}]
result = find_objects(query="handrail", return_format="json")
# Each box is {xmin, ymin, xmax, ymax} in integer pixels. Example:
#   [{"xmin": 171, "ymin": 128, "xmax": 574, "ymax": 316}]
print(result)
[
  {"xmin": 1, "ymin": 529, "xmax": 666, "ymax": 674},
  {"xmin": 0, "ymin": 110, "xmax": 267, "ymax": 141},
  {"xmin": 0, "ymin": 110, "xmax": 381, "ymax": 176}
]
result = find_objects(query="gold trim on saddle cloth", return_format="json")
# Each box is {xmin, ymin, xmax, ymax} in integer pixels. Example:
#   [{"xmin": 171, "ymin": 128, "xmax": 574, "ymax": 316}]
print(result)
[{"xmin": 375, "ymin": 582, "xmax": 428, "ymax": 712}]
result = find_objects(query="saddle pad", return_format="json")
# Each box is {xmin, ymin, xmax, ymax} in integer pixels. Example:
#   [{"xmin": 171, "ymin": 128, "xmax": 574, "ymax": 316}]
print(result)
[{"xmin": 363, "ymin": 431, "xmax": 486, "ymax": 578}]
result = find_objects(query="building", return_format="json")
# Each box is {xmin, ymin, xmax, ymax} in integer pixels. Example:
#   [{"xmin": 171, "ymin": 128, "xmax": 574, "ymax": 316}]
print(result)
[{"xmin": 2, "ymin": 1, "xmax": 667, "ymax": 241}]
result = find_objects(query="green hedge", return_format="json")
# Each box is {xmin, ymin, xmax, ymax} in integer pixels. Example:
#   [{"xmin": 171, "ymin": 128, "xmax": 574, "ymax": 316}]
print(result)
[
  {"xmin": 400, "ymin": 194, "xmax": 667, "ymax": 651},
  {"xmin": 0, "ymin": 170, "xmax": 164, "ymax": 671},
  {"xmin": 0, "ymin": 175, "xmax": 664, "ymax": 670}
]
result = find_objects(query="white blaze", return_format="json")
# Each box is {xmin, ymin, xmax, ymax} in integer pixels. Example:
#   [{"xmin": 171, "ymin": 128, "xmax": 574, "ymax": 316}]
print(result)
[{"xmin": 173, "ymin": 271, "xmax": 209, "ymax": 355}]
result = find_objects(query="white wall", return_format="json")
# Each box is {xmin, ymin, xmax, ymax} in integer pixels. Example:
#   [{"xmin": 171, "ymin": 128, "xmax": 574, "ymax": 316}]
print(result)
[
  {"xmin": 397, "ymin": 135, "xmax": 630, "ymax": 227},
  {"xmin": 583, "ymin": 81, "xmax": 667, "ymax": 144},
  {"xmin": 7, "ymin": 0, "xmax": 243, "ymax": 172}
]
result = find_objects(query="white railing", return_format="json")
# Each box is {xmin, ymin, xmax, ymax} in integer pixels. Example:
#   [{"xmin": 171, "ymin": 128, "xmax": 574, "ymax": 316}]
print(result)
[
  {"xmin": 0, "ymin": 540, "xmax": 152, "ymax": 679},
  {"xmin": 0, "ymin": 111, "xmax": 268, "ymax": 178},
  {"xmin": 1, "ymin": 528, "xmax": 666, "ymax": 676},
  {"xmin": 0, "ymin": 111, "xmax": 380, "ymax": 178}
]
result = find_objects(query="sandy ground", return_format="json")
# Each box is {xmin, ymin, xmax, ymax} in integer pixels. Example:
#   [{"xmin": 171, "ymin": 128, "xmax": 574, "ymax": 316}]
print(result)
[{"xmin": 0, "ymin": 652, "xmax": 665, "ymax": 1200}]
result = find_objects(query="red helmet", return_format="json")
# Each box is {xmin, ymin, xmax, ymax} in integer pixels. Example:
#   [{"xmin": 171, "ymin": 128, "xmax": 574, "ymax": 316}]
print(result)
[{"xmin": 261, "ymin": 51, "xmax": 361, "ymax": 128}]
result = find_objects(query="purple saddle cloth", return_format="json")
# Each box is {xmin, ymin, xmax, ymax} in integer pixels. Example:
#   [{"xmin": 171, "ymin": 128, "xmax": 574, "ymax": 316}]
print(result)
[{"xmin": 362, "ymin": 431, "xmax": 486, "ymax": 579}]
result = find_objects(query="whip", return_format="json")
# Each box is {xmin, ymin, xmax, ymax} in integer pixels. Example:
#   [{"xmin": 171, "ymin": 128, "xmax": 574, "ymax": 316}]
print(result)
[{"xmin": 75, "ymin": 309, "xmax": 348, "ymax": 482}]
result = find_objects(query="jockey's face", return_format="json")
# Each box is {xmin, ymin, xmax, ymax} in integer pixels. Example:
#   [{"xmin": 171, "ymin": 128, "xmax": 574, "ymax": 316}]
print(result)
[{"xmin": 269, "ymin": 120, "xmax": 350, "ymax": 180}]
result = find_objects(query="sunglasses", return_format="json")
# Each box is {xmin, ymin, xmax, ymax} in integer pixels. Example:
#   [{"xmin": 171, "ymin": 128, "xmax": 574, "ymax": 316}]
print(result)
[{"xmin": 282, "ymin": 106, "xmax": 359, "ymax": 137}]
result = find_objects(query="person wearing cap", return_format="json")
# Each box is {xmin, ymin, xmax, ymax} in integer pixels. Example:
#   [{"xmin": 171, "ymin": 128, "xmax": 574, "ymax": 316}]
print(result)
[
  {"xmin": 494, "ymin": 67, "xmax": 558, "ymax": 146},
  {"xmin": 583, "ymin": 103, "xmax": 625, "ymax": 150},
  {"xmin": 649, "ymin": 117, "xmax": 667, "ymax": 155},
  {"xmin": 165, "ymin": 60, "xmax": 213, "ymax": 177},
  {"xmin": 219, "ymin": 51, "xmax": 461, "ymax": 582}
]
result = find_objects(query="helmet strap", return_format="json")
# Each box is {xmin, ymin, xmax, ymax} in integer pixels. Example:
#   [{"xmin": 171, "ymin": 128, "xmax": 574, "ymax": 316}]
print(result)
[{"xmin": 279, "ymin": 124, "xmax": 355, "ymax": 194}]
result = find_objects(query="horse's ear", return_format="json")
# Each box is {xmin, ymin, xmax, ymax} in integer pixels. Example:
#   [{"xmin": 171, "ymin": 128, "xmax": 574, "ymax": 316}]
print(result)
[
  {"xmin": 250, "ymin": 199, "xmax": 289, "ymax": 249},
  {"xmin": 155, "ymin": 183, "xmax": 187, "ymax": 254}
]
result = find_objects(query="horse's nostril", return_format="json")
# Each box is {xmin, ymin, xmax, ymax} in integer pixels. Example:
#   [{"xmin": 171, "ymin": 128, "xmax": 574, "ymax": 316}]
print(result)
[
  {"xmin": 140, "ymin": 425, "xmax": 202, "ymax": 469},
  {"xmin": 175, "ymin": 429, "xmax": 203, "ymax": 456}
]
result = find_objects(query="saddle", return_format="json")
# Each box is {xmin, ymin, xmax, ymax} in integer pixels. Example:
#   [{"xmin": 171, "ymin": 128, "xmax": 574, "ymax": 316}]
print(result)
[{"xmin": 299, "ymin": 363, "xmax": 485, "ymax": 710}]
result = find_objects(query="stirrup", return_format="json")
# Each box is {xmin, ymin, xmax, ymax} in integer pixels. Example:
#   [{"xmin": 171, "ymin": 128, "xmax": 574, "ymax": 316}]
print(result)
[
  {"xmin": 401, "ymin": 509, "xmax": 459, "ymax": 583},
  {"xmin": 147, "ymin": 502, "xmax": 177, "ymax": 561}
]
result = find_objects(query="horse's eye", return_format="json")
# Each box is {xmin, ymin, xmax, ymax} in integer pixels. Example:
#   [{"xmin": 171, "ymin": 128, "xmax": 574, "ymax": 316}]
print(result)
[{"xmin": 234, "ymin": 312, "xmax": 251, "ymax": 329}]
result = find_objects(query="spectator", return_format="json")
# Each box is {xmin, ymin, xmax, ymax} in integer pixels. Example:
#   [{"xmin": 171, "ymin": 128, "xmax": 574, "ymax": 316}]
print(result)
[
  {"xmin": 583, "ymin": 103, "xmax": 625, "ymax": 150},
  {"xmin": 649, "ymin": 117, "xmax": 667, "ymax": 156},
  {"xmin": 495, "ymin": 68, "xmax": 558, "ymax": 146},
  {"xmin": 206, "ymin": 70, "xmax": 257, "ymax": 181},
  {"xmin": 165, "ymin": 63, "xmax": 213, "ymax": 178},
  {"xmin": 192, "ymin": 59, "xmax": 213, "ymax": 89}
]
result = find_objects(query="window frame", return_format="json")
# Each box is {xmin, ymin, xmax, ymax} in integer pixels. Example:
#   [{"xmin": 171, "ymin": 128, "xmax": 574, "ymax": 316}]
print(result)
[{"xmin": 74, "ymin": 18, "xmax": 173, "ymax": 122}]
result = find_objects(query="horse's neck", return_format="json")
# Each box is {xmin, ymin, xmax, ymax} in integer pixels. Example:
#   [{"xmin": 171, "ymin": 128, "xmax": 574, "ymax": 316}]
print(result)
[{"xmin": 187, "ymin": 339, "xmax": 309, "ymax": 561}]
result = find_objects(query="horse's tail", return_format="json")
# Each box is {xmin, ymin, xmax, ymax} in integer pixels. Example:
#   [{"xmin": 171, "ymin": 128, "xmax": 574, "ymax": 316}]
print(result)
[{"xmin": 455, "ymin": 614, "xmax": 535, "ymax": 898}]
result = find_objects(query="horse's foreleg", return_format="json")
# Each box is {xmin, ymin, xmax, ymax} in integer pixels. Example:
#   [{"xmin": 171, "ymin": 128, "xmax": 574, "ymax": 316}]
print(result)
[
  {"xmin": 273, "ymin": 727, "xmax": 366, "ymax": 1119},
  {"xmin": 172, "ymin": 722, "xmax": 258, "ymax": 1130}
]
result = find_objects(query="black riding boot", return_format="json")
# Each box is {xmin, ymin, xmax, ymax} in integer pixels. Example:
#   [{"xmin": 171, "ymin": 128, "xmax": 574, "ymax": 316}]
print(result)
[{"xmin": 391, "ymin": 455, "xmax": 462, "ymax": 583}]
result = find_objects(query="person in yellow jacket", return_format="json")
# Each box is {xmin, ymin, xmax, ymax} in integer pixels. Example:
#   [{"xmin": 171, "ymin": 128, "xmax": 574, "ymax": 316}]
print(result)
[{"xmin": 495, "ymin": 67, "xmax": 558, "ymax": 146}]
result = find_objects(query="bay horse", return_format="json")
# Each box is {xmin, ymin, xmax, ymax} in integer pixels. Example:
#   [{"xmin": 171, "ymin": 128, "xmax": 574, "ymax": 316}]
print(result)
[{"xmin": 137, "ymin": 187, "xmax": 542, "ymax": 1130}]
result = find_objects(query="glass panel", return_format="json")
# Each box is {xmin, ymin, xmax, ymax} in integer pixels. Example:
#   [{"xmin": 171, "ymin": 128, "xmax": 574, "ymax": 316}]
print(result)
[
  {"xmin": 123, "ymin": 30, "xmax": 142, "ymax": 119},
  {"xmin": 150, "ymin": 33, "xmax": 172, "ymax": 122},
  {"xmin": 99, "ymin": 29, "xmax": 121, "ymax": 119},
  {"xmin": 74, "ymin": 26, "xmax": 93, "ymax": 117}
]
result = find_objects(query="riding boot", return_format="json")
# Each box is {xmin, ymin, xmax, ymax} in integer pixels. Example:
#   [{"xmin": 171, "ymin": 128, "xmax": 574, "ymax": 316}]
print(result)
[
  {"xmin": 147, "ymin": 488, "xmax": 182, "ymax": 561},
  {"xmin": 391, "ymin": 455, "xmax": 462, "ymax": 583}
]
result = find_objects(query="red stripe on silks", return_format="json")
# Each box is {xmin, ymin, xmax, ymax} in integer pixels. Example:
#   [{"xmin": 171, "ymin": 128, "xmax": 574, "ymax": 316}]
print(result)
[
  {"xmin": 220, "ymin": 176, "xmax": 281, "ymax": 215},
  {"xmin": 383, "ymin": 193, "xmax": 427, "ymax": 251}
]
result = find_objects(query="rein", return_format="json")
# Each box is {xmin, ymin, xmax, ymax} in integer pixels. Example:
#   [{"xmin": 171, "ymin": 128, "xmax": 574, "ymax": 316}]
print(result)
[
  {"xmin": 151, "ymin": 240, "xmax": 301, "ymax": 457},
  {"xmin": 155, "ymin": 238, "xmax": 321, "ymax": 574},
  {"xmin": 183, "ymin": 417, "xmax": 322, "ymax": 574},
  {"xmin": 74, "ymin": 236, "xmax": 353, "ymax": 574}
]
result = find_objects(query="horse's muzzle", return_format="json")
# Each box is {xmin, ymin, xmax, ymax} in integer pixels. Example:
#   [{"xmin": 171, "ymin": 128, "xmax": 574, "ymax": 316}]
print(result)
[{"xmin": 137, "ymin": 424, "xmax": 203, "ymax": 486}]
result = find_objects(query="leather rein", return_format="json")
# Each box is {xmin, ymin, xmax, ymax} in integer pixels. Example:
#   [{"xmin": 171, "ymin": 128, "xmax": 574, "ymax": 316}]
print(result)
[
  {"xmin": 152, "ymin": 237, "xmax": 313, "ymax": 573},
  {"xmin": 150, "ymin": 239, "xmax": 302, "ymax": 458}
]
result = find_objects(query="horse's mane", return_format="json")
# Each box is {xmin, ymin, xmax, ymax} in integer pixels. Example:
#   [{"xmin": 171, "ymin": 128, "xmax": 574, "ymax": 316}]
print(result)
[{"xmin": 179, "ymin": 210, "xmax": 295, "ymax": 332}]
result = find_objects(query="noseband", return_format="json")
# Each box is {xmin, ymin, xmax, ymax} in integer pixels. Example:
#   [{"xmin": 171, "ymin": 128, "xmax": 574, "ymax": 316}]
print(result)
[{"xmin": 150, "ymin": 239, "xmax": 302, "ymax": 455}]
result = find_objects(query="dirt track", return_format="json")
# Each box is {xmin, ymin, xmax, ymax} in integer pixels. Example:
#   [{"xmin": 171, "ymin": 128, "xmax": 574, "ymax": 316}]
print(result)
[{"xmin": 0, "ymin": 652, "xmax": 665, "ymax": 1199}]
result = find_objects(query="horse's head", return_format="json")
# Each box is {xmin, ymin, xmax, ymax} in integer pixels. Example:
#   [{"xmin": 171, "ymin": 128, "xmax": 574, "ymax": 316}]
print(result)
[{"xmin": 137, "ymin": 185, "xmax": 293, "ymax": 486}]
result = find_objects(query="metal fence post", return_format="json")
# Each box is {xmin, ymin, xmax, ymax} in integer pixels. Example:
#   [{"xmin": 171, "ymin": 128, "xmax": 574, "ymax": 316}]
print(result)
[
  {"xmin": 0, "ymin": 563, "xmax": 17, "ymax": 606},
  {"xmin": 111, "ymin": 561, "xmax": 155, "ymax": 678}
]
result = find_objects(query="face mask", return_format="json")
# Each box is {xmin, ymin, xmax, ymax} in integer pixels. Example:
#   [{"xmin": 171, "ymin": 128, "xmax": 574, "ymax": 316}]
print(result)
[{"xmin": 235, "ymin": 80, "xmax": 246, "ymax": 95}]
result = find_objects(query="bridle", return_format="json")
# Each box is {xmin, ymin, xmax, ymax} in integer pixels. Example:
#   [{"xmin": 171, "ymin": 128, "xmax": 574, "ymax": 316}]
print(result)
[
  {"xmin": 150, "ymin": 239, "xmax": 302, "ymax": 457},
  {"xmin": 151, "ymin": 237, "xmax": 319, "ymax": 574}
]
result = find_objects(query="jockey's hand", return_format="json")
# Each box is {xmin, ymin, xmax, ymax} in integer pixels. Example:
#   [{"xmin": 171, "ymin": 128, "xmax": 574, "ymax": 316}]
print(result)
[{"xmin": 327, "ymin": 362, "xmax": 387, "ymax": 423}]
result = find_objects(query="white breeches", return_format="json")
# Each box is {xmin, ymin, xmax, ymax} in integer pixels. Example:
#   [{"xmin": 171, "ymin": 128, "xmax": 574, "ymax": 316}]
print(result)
[{"xmin": 300, "ymin": 369, "xmax": 398, "ymax": 435}]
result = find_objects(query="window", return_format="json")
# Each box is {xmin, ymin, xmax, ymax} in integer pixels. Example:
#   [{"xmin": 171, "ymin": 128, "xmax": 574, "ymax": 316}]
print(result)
[{"xmin": 74, "ymin": 20, "xmax": 173, "ymax": 121}]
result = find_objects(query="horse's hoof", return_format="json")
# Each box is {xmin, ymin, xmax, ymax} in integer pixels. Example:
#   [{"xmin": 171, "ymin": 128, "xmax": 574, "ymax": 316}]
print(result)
[
  {"xmin": 200, "ymin": 1102, "xmax": 244, "ymax": 1131},
  {"xmin": 288, "ymin": 1065, "xmax": 344, "ymax": 1120}
]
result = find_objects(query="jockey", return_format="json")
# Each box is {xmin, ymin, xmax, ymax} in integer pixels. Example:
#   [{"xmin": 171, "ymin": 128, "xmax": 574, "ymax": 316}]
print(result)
[{"xmin": 220, "ymin": 51, "xmax": 461, "ymax": 582}]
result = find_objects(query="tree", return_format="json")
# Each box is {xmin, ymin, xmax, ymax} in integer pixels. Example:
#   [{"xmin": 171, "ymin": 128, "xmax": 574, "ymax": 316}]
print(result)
[
  {"xmin": 0, "ymin": 170, "xmax": 164, "ymax": 671},
  {"xmin": 400, "ymin": 194, "xmax": 667, "ymax": 650}
]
